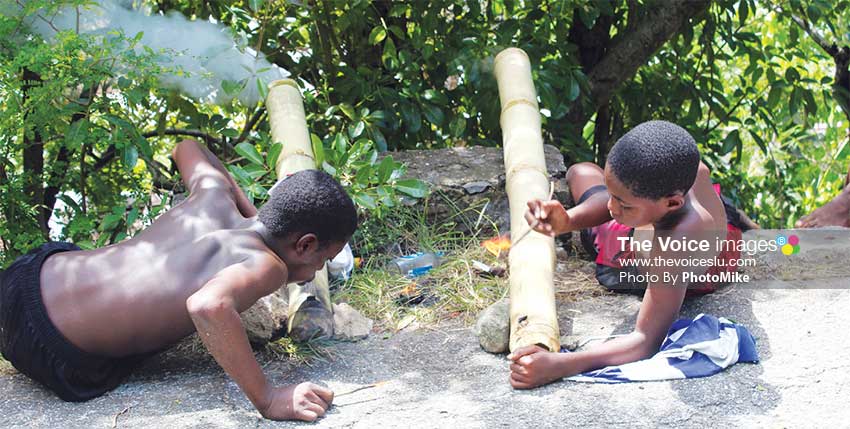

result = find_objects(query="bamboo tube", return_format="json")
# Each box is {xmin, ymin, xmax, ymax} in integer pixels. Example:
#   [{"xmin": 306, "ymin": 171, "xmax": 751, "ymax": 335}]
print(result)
[
  {"xmin": 494, "ymin": 48, "xmax": 560, "ymax": 352},
  {"xmin": 266, "ymin": 79, "xmax": 333, "ymax": 329}
]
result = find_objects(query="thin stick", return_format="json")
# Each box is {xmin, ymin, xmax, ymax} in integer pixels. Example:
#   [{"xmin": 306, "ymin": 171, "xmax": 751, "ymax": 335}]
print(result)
[
  {"xmin": 112, "ymin": 405, "xmax": 133, "ymax": 428},
  {"xmin": 335, "ymin": 381, "xmax": 385, "ymax": 397},
  {"xmin": 510, "ymin": 181, "xmax": 555, "ymax": 248}
]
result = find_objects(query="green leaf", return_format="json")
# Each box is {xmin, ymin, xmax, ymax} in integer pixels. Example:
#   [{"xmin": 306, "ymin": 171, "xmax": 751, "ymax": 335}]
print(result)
[
  {"xmin": 422, "ymin": 89, "xmax": 448, "ymax": 105},
  {"xmin": 235, "ymin": 142, "xmax": 264, "ymax": 165},
  {"xmin": 221, "ymin": 128, "xmax": 240, "ymax": 138},
  {"xmin": 243, "ymin": 164, "xmax": 268, "ymax": 179},
  {"xmin": 65, "ymin": 120, "xmax": 87, "ymax": 151},
  {"xmin": 334, "ymin": 133, "xmax": 349, "ymax": 154},
  {"xmin": 310, "ymin": 133, "xmax": 325, "ymax": 166},
  {"xmin": 738, "ymin": 0, "xmax": 749, "ymax": 26},
  {"xmin": 767, "ymin": 84, "xmax": 783, "ymax": 109},
  {"xmin": 353, "ymin": 193, "xmax": 377, "ymax": 210},
  {"xmin": 382, "ymin": 37, "xmax": 397, "ymax": 69},
  {"xmin": 339, "ymin": 103, "xmax": 357, "ymax": 120},
  {"xmin": 267, "ymin": 142, "xmax": 282, "ymax": 169},
  {"xmin": 721, "ymin": 129, "xmax": 740, "ymax": 155},
  {"xmin": 134, "ymin": 133, "xmax": 153, "ymax": 158},
  {"xmin": 422, "ymin": 104, "xmax": 444, "ymax": 125},
  {"xmin": 450, "ymin": 116, "xmax": 467, "ymax": 137},
  {"xmin": 750, "ymin": 131, "xmax": 768, "ymax": 155},
  {"xmin": 122, "ymin": 146, "xmax": 138, "ymax": 170},
  {"xmin": 368, "ymin": 26, "xmax": 387, "ymax": 45},
  {"xmin": 256, "ymin": 77, "xmax": 269, "ymax": 101},
  {"xmin": 101, "ymin": 213, "xmax": 123, "ymax": 231},
  {"xmin": 221, "ymin": 79, "xmax": 243, "ymax": 96},
  {"xmin": 126, "ymin": 207, "xmax": 139, "ymax": 227},
  {"xmin": 395, "ymin": 179, "xmax": 429, "ymax": 198},
  {"xmin": 784, "ymin": 67, "xmax": 800, "ymax": 82},
  {"xmin": 371, "ymin": 128, "xmax": 388, "ymax": 152},
  {"xmin": 377, "ymin": 156, "xmax": 396, "ymax": 183},
  {"xmin": 322, "ymin": 161, "xmax": 337, "ymax": 176},
  {"xmin": 349, "ymin": 120, "xmax": 366, "ymax": 138},
  {"xmin": 228, "ymin": 165, "xmax": 252, "ymax": 185},
  {"xmin": 248, "ymin": 0, "xmax": 263, "ymax": 11},
  {"xmin": 567, "ymin": 77, "xmax": 580, "ymax": 102}
]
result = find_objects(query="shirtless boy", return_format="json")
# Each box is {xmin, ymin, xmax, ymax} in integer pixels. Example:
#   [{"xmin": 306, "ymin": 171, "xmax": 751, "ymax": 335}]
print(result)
[
  {"xmin": 509, "ymin": 120, "xmax": 745, "ymax": 388},
  {"xmin": 0, "ymin": 139, "xmax": 356, "ymax": 421}
]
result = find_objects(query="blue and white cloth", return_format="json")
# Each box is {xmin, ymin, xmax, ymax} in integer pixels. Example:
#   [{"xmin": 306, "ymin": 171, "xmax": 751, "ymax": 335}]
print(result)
[{"xmin": 566, "ymin": 314, "xmax": 759, "ymax": 383}]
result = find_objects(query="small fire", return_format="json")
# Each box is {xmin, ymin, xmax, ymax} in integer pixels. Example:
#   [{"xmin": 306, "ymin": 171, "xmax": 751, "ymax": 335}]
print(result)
[{"xmin": 482, "ymin": 234, "xmax": 511, "ymax": 257}]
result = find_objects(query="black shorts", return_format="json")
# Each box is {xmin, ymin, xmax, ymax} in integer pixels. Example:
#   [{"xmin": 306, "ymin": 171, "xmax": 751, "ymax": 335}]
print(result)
[{"xmin": 0, "ymin": 242, "xmax": 151, "ymax": 402}]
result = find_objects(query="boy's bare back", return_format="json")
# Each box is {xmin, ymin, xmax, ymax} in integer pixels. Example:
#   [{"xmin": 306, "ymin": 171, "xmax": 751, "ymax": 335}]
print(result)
[{"xmin": 39, "ymin": 141, "xmax": 287, "ymax": 358}]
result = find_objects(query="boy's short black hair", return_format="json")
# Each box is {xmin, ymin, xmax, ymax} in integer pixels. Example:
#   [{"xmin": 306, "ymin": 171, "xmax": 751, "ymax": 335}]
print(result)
[
  {"xmin": 607, "ymin": 120, "xmax": 700, "ymax": 200},
  {"xmin": 258, "ymin": 170, "xmax": 357, "ymax": 245}
]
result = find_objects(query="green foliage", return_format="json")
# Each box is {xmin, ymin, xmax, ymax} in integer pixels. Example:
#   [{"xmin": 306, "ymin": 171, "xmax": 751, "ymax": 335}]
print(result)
[{"xmin": 3, "ymin": 0, "xmax": 850, "ymax": 267}]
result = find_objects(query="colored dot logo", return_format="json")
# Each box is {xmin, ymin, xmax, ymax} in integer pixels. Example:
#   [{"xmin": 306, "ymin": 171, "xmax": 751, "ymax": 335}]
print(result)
[{"xmin": 776, "ymin": 234, "xmax": 800, "ymax": 255}]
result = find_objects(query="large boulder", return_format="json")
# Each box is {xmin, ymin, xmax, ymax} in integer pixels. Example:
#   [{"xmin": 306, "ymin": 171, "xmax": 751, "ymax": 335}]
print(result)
[
  {"xmin": 390, "ymin": 144, "xmax": 570, "ymax": 234},
  {"xmin": 240, "ymin": 288, "xmax": 289, "ymax": 346}
]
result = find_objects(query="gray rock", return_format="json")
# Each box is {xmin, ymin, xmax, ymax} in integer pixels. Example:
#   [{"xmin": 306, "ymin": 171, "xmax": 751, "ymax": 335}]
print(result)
[
  {"xmin": 332, "ymin": 303, "xmax": 374, "ymax": 341},
  {"xmin": 462, "ymin": 181, "xmax": 491, "ymax": 195},
  {"xmin": 474, "ymin": 298, "xmax": 511, "ymax": 353},
  {"xmin": 389, "ymin": 145, "xmax": 569, "ymax": 235},
  {"xmin": 240, "ymin": 287, "xmax": 288, "ymax": 345}
]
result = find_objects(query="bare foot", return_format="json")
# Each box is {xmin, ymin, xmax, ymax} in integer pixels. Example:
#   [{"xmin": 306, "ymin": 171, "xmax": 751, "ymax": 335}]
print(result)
[{"xmin": 796, "ymin": 189, "xmax": 850, "ymax": 228}]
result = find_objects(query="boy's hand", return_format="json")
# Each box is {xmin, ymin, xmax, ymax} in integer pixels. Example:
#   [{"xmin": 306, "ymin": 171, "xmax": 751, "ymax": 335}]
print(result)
[
  {"xmin": 260, "ymin": 382, "xmax": 334, "ymax": 421},
  {"xmin": 507, "ymin": 345, "xmax": 570, "ymax": 389},
  {"xmin": 524, "ymin": 199, "xmax": 570, "ymax": 236}
]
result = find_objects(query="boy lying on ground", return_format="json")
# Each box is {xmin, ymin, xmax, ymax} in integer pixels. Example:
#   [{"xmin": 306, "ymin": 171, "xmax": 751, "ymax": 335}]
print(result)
[
  {"xmin": 509, "ymin": 120, "xmax": 751, "ymax": 388},
  {"xmin": 0, "ymin": 139, "xmax": 356, "ymax": 421}
]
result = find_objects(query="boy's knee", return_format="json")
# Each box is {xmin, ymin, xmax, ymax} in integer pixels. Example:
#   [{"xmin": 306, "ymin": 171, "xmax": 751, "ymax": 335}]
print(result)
[{"xmin": 566, "ymin": 162, "xmax": 602, "ymax": 182}]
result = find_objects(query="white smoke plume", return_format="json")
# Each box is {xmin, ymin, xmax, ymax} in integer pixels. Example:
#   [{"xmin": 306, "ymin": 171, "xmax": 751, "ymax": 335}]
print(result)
[{"xmin": 14, "ymin": 0, "xmax": 288, "ymax": 105}]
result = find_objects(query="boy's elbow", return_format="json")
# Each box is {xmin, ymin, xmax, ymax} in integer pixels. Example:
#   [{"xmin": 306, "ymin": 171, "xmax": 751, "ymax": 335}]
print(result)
[{"xmin": 186, "ymin": 293, "xmax": 234, "ymax": 320}]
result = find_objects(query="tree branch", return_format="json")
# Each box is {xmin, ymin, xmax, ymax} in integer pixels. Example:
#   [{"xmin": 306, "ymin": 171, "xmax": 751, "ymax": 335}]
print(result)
[{"xmin": 566, "ymin": 0, "xmax": 711, "ymax": 131}]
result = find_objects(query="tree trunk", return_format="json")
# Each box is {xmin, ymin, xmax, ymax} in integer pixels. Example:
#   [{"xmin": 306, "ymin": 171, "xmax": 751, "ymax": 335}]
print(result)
[
  {"xmin": 22, "ymin": 68, "xmax": 48, "ymax": 237},
  {"xmin": 566, "ymin": 0, "xmax": 711, "ymax": 131}
]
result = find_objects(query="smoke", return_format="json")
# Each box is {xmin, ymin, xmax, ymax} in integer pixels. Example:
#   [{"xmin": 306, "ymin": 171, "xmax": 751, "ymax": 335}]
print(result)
[{"xmin": 16, "ymin": 0, "xmax": 288, "ymax": 105}]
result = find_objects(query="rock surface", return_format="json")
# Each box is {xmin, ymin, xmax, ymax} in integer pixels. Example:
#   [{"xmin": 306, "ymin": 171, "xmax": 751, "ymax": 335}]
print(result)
[
  {"xmin": 390, "ymin": 144, "xmax": 570, "ymax": 234},
  {"xmin": 474, "ymin": 298, "xmax": 511, "ymax": 353},
  {"xmin": 332, "ymin": 303, "xmax": 374, "ymax": 341},
  {"xmin": 240, "ymin": 288, "xmax": 288, "ymax": 345}
]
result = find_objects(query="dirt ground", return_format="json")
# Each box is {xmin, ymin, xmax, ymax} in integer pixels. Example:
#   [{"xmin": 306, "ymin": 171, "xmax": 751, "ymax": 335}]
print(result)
[{"xmin": 2, "ymin": 229, "xmax": 849, "ymax": 428}]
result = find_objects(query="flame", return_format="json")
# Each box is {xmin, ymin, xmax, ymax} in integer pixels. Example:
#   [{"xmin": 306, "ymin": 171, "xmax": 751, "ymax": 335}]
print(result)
[
  {"xmin": 400, "ymin": 282, "xmax": 418, "ymax": 296},
  {"xmin": 482, "ymin": 234, "xmax": 511, "ymax": 257}
]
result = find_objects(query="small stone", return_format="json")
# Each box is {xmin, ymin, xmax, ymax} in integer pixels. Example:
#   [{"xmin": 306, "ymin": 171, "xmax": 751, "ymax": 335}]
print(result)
[
  {"xmin": 475, "ymin": 298, "xmax": 511, "ymax": 353},
  {"xmin": 462, "ymin": 181, "xmax": 491, "ymax": 195},
  {"xmin": 332, "ymin": 303, "xmax": 374, "ymax": 341}
]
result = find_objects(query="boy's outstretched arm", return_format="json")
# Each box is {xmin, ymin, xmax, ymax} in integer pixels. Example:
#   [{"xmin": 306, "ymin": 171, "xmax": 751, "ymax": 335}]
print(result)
[
  {"xmin": 186, "ymin": 254, "xmax": 333, "ymax": 421},
  {"xmin": 172, "ymin": 139, "xmax": 258, "ymax": 217},
  {"xmin": 509, "ymin": 268, "xmax": 687, "ymax": 389}
]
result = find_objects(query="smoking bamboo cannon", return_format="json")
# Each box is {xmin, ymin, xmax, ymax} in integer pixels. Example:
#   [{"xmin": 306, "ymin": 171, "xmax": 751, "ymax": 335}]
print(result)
[
  {"xmin": 265, "ymin": 79, "xmax": 333, "ymax": 335},
  {"xmin": 494, "ymin": 48, "xmax": 560, "ymax": 352}
]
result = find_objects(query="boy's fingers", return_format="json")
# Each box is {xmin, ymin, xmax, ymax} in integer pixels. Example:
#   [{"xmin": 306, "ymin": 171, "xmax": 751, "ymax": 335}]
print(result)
[
  {"xmin": 518, "ymin": 355, "xmax": 535, "ymax": 366},
  {"xmin": 297, "ymin": 410, "xmax": 319, "ymax": 422},
  {"xmin": 510, "ymin": 363, "xmax": 528, "ymax": 375},
  {"xmin": 306, "ymin": 402, "xmax": 326, "ymax": 417},
  {"xmin": 507, "ymin": 345, "xmax": 542, "ymax": 361},
  {"xmin": 311, "ymin": 385, "xmax": 334, "ymax": 405},
  {"xmin": 509, "ymin": 374, "xmax": 532, "ymax": 389},
  {"xmin": 306, "ymin": 391, "xmax": 328, "ymax": 410}
]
